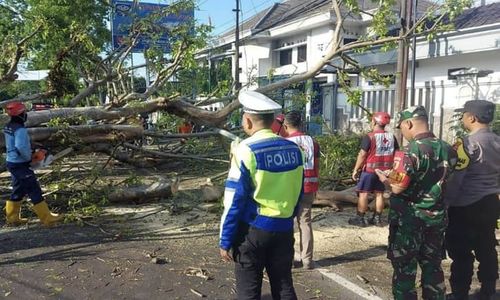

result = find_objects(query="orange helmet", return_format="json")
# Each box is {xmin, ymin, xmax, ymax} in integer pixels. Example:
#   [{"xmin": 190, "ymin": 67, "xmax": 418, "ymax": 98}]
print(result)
[
  {"xmin": 372, "ymin": 112, "xmax": 391, "ymax": 126},
  {"xmin": 5, "ymin": 102, "xmax": 26, "ymax": 117}
]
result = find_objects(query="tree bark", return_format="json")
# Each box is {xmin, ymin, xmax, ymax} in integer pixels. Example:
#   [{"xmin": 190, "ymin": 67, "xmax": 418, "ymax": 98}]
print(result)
[
  {"xmin": 108, "ymin": 178, "xmax": 179, "ymax": 204},
  {"xmin": 316, "ymin": 187, "xmax": 358, "ymax": 204},
  {"xmin": 0, "ymin": 125, "xmax": 143, "ymax": 148}
]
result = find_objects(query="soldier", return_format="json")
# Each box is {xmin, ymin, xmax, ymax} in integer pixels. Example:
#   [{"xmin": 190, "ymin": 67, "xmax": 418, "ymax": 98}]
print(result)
[
  {"xmin": 219, "ymin": 91, "xmax": 304, "ymax": 299},
  {"xmin": 375, "ymin": 106, "xmax": 457, "ymax": 300},
  {"xmin": 350, "ymin": 112, "xmax": 398, "ymax": 227},
  {"xmin": 445, "ymin": 100, "xmax": 499, "ymax": 300}
]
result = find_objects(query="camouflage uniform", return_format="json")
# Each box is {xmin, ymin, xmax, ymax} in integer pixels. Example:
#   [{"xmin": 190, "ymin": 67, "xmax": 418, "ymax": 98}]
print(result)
[{"xmin": 388, "ymin": 106, "xmax": 457, "ymax": 300}]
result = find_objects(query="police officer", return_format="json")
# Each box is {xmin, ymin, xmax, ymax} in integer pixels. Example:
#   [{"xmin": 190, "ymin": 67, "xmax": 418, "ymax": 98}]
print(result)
[
  {"xmin": 375, "ymin": 106, "xmax": 457, "ymax": 300},
  {"xmin": 3, "ymin": 102, "xmax": 63, "ymax": 226},
  {"xmin": 445, "ymin": 100, "xmax": 499, "ymax": 300},
  {"xmin": 219, "ymin": 91, "xmax": 304, "ymax": 300}
]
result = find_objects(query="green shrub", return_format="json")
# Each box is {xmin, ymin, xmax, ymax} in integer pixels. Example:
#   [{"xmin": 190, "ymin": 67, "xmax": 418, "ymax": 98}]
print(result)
[
  {"xmin": 492, "ymin": 104, "xmax": 500, "ymax": 135},
  {"xmin": 316, "ymin": 134, "xmax": 362, "ymax": 189}
]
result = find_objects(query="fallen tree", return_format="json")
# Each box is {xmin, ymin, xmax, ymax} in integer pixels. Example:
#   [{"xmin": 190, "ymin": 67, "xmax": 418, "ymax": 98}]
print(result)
[
  {"xmin": 315, "ymin": 187, "xmax": 390, "ymax": 211},
  {"xmin": 108, "ymin": 178, "xmax": 179, "ymax": 204},
  {"xmin": 0, "ymin": 0, "xmax": 471, "ymax": 217}
]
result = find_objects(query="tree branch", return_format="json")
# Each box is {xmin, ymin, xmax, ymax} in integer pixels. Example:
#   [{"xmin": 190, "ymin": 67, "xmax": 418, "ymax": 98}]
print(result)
[{"xmin": 0, "ymin": 26, "xmax": 43, "ymax": 84}]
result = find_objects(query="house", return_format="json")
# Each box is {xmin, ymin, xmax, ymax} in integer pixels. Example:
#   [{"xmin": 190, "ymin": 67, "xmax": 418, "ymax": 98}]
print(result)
[
  {"xmin": 339, "ymin": 1, "xmax": 500, "ymax": 140},
  {"xmin": 204, "ymin": 0, "xmax": 500, "ymax": 139}
]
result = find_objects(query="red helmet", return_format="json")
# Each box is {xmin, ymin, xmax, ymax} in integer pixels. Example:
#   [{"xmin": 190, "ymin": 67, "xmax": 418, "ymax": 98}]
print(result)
[
  {"xmin": 5, "ymin": 102, "xmax": 26, "ymax": 116},
  {"xmin": 372, "ymin": 112, "xmax": 391, "ymax": 126},
  {"xmin": 271, "ymin": 114, "xmax": 288, "ymax": 137}
]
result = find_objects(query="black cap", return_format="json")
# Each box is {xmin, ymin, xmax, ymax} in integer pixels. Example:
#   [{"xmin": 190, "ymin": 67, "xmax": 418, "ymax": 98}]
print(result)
[{"xmin": 455, "ymin": 100, "xmax": 496, "ymax": 123}]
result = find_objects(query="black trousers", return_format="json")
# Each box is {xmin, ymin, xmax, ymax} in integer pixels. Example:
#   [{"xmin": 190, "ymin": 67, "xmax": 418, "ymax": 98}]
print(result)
[
  {"xmin": 446, "ymin": 194, "xmax": 499, "ymax": 297},
  {"xmin": 232, "ymin": 224, "xmax": 297, "ymax": 300}
]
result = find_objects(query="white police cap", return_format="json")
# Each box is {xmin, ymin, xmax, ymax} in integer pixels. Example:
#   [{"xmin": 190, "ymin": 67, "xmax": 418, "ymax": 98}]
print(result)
[{"xmin": 239, "ymin": 91, "xmax": 281, "ymax": 114}]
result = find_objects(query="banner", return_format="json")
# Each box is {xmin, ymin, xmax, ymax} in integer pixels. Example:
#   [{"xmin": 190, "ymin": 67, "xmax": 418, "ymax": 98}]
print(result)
[{"xmin": 112, "ymin": 0, "xmax": 193, "ymax": 53}]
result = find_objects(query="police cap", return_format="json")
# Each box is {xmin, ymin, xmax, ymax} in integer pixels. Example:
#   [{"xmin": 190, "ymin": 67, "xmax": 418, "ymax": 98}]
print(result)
[
  {"xmin": 455, "ymin": 100, "xmax": 495, "ymax": 124},
  {"xmin": 239, "ymin": 91, "xmax": 281, "ymax": 114}
]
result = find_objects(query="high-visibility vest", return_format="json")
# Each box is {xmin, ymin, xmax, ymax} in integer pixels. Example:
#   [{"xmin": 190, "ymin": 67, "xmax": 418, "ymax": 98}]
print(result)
[
  {"xmin": 219, "ymin": 129, "xmax": 304, "ymax": 250},
  {"xmin": 365, "ymin": 130, "xmax": 396, "ymax": 173},
  {"xmin": 286, "ymin": 132, "xmax": 319, "ymax": 193}
]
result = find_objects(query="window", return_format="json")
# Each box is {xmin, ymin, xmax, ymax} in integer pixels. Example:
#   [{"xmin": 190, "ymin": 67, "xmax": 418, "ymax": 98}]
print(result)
[
  {"xmin": 279, "ymin": 49, "xmax": 292, "ymax": 66},
  {"xmin": 343, "ymin": 38, "xmax": 358, "ymax": 45},
  {"xmin": 297, "ymin": 45, "xmax": 307, "ymax": 63}
]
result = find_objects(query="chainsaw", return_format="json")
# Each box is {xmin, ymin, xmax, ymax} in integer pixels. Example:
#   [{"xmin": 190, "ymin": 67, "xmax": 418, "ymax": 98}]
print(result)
[{"xmin": 30, "ymin": 147, "xmax": 73, "ymax": 169}]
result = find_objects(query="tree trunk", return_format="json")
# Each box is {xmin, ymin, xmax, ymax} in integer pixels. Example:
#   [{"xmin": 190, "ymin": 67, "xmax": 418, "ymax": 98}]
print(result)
[
  {"xmin": 0, "ymin": 125, "xmax": 143, "ymax": 149},
  {"xmin": 316, "ymin": 187, "xmax": 358, "ymax": 204},
  {"xmin": 108, "ymin": 178, "xmax": 179, "ymax": 204}
]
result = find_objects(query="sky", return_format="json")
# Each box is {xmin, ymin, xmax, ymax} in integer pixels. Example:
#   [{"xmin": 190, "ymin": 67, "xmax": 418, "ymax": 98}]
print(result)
[
  {"xmin": 117, "ymin": 0, "xmax": 279, "ymax": 79},
  {"xmin": 196, "ymin": 0, "xmax": 278, "ymax": 36}
]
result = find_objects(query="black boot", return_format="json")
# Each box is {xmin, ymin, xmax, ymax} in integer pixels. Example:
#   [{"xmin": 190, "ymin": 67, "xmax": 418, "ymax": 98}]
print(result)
[
  {"xmin": 445, "ymin": 293, "xmax": 469, "ymax": 300},
  {"xmin": 368, "ymin": 212, "xmax": 385, "ymax": 226},
  {"xmin": 348, "ymin": 212, "xmax": 367, "ymax": 227},
  {"xmin": 474, "ymin": 281, "xmax": 497, "ymax": 300}
]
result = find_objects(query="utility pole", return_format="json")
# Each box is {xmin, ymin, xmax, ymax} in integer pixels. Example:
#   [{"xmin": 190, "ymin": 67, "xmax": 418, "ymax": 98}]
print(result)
[
  {"xmin": 233, "ymin": 0, "xmax": 241, "ymax": 92},
  {"xmin": 409, "ymin": 0, "xmax": 418, "ymax": 106},
  {"xmin": 394, "ymin": 0, "xmax": 410, "ymax": 144}
]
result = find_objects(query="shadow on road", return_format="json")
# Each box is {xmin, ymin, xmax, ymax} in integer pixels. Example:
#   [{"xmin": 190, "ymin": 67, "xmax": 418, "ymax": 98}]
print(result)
[{"xmin": 316, "ymin": 245, "xmax": 387, "ymax": 267}]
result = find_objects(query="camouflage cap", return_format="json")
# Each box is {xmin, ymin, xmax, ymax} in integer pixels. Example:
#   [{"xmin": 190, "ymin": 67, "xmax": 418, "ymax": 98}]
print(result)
[{"xmin": 395, "ymin": 106, "xmax": 428, "ymax": 128}]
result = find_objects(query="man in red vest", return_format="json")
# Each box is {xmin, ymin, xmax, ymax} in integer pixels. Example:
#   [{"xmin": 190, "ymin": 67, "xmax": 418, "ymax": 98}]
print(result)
[
  {"xmin": 349, "ymin": 112, "xmax": 398, "ymax": 227},
  {"xmin": 278, "ymin": 111, "xmax": 320, "ymax": 269}
]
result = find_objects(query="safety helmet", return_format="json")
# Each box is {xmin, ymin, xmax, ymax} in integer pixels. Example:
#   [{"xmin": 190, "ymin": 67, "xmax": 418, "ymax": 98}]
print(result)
[
  {"xmin": 271, "ymin": 114, "xmax": 287, "ymax": 137},
  {"xmin": 5, "ymin": 102, "xmax": 26, "ymax": 117},
  {"xmin": 372, "ymin": 112, "xmax": 391, "ymax": 126}
]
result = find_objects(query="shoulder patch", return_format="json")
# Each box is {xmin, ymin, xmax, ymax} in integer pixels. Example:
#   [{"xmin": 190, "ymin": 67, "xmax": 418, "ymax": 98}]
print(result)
[{"xmin": 453, "ymin": 137, "xmax": 470, "ymax": 171}]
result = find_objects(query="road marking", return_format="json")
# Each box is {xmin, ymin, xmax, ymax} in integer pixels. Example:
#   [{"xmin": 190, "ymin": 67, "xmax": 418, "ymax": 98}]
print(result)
[{"xmin": 317, "ymin": 268, "xmax": 385, "ymax": 300}]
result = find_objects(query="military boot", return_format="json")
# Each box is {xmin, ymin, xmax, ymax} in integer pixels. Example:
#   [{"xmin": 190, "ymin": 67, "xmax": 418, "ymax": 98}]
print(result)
[
  {"xmin": 5, "ymin": 200, "xmax": 28, "ymax": 225},
  {"xmin": 368, "ymin": 213, "xmax": 385, "ymax": 227},
  {"xmin": 473, "ymin": 281, "xmax": 497, "ymax": 300},
  {"xmin": 348, "ymin": 212, "xmax": 367, "ymax": 227}
]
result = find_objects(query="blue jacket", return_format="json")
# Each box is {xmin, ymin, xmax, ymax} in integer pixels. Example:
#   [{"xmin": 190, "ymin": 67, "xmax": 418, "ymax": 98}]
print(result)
[
  {"xmin": 219, "ymin": 129, "xmax": 304, "ymax": 250},
  {"xmin": 4, "ymin": 122, "xmax": 32, "ymax": 164}
]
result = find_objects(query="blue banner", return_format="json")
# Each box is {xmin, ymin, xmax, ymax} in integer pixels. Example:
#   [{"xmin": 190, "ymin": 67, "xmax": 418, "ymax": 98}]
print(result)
[{"xmin": 112, "ymin": 0, "xmax": 194, "ymax": 53}]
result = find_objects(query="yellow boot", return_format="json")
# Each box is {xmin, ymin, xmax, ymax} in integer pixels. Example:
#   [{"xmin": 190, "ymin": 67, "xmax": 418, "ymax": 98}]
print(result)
[
  {"xmin": 5, "ymin": 201, "xmax": 28, "ymax": 225},
  {"xmin": 32, "ymin": 201, "xmax": 63, "ymax": 226}
]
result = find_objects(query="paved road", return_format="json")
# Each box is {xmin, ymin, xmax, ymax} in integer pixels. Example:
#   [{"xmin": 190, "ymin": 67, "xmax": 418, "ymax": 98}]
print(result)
[{"xmin": 0, "ymin": 221, "xmax": 391, "ymax": 300}]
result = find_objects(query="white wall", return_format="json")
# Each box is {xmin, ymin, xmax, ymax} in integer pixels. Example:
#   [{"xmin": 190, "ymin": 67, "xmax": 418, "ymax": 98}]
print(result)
[
  {"xmin": 309, "ymin": 26, "xmax": 334, "ymax": 63},
  {"xmin": 415, "ymin": 27, "xmax": 500, "ymax": 60},
  {"xmin": 415, "ymin": 49, "xmax": 500, "ymax": 108},
  {"xmin": 239, "ymin": 42, "xmax": 272, "ymax": 89}
]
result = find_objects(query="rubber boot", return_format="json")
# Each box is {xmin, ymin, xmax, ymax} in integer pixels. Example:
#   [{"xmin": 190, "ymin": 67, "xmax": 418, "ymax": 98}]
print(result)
[
  {"xmin": 32, "ymin": 201, "xmax": 63, "ymax": 226},
  {"xmin": 5, "ymin": 201, "xmax": 28, "ymax": 225}
]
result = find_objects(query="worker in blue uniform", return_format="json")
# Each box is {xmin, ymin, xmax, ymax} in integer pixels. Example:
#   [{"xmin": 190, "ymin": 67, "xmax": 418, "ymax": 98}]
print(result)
[{"xmin": 3, "ymin": 102, "xmax": 63, "ymax": 226}]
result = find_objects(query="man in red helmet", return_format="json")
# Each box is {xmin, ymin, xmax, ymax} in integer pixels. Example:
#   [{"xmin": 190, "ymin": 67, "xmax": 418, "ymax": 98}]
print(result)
[
  {"xmin": 271, "ymin": 114, "xmax": 288, "ymax": 137},
  {"xmin": 3, "ymin": 102, "xmax": 63, "ymax": 226},
  {"xmin": 349, "ymin": 112, "xmax": 398, "ymax": 227}
]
